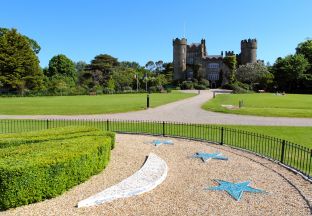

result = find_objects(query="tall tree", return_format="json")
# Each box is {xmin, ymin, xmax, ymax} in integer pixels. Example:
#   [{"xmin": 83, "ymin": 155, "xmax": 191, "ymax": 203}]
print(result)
[
  {"xmin": 47, "ymin": 54, "xmax": 77, "ymax": 81},
  {"xmin": 271, "ymin": 54, "xmax": 309, "ymax": 92},
  {"xmin": 236, "ymin": 63, "xmax": 273, "ymax": 90},
  {"xmin": 83, "ymin": 54, "xmax": 119, "ymax": 89},
  {"xmin": 0, "ymin": 28, "xmax": 41, "ymax": 54},
  {"xmin": 155, "ymin": 60, "xmax": 164, "ymax": 73},
  {"xmin": 145, "ymin": 61, "xmax": 156, "ymax": 72},
  {"xmin": 0, "ymin": 28, "xmax": 43, "ymax": 94},
  {"xmin": 296, "ymin": 40, "xmax": 312, "ymax": 68}
]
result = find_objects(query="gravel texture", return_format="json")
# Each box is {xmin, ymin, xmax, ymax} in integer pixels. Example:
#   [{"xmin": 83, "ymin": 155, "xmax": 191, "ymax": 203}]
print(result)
[
  {"xmin": 1, "ymin": 134, "xmax": 311, "ymax": 216},
  {"xmin": 1, "ymin": 90, "xmax": 312, "ymax": 126}
]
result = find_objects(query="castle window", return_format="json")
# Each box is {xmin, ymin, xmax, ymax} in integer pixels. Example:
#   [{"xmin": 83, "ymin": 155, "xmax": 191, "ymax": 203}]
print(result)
[
  {"xmin": 182, "ymin": 48, "xmax": 185, "ymax": 54},
  {"xmin": 208, "ymin": 63, "xmax": 220, "ymax": 69}
]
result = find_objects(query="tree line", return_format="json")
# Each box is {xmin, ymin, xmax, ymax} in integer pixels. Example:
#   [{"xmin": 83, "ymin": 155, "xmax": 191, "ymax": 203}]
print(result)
[
  {"xmin": 0, "ymin": 28, "xmax": 311, "ymax": 95},
  {"xmin": 0, "ymin": 28, "xmax": 173, "ymax": 96}
]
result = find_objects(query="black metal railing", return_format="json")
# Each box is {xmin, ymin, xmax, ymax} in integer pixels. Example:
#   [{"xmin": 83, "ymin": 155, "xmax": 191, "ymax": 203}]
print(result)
[{"xmin": 0, "ymin": 119, "xmax": 311, "ymax": 179}]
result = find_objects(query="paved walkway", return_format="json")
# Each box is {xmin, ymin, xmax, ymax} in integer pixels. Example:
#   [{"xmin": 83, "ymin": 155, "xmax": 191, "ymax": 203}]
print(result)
[{"xmin": 0, "ymin": 90, "xmax": 311, "ymax": 126}]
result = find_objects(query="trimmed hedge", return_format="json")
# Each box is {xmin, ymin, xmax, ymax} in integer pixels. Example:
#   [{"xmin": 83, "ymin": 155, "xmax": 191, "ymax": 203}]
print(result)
[{"xmin": 0, "ymin": 126, "xmax": 115, "ymax": 210}]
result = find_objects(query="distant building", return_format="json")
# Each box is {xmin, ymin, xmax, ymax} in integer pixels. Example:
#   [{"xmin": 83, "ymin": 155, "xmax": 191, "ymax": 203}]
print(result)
[{"xmin": 173, "ymin": 38, "xmax": 258, "ymax": 87}]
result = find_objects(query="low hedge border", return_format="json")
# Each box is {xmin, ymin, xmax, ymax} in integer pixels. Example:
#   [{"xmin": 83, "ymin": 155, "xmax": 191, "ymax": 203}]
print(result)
[{"xmin": 0, "ymin": 126, "xmax": 115, "ymax": 210}]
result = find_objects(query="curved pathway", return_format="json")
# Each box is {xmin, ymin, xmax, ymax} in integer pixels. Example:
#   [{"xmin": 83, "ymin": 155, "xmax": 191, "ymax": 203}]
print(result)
[{"xmin": 0, "ymin": 90, "xmax": 311, "ymax": 126}]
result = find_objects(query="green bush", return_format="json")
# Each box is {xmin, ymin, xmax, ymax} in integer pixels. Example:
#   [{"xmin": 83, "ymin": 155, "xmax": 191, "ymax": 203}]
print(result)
[
  {"xmin": 0, "ymin": 126, "xmax": 115, "ymax": 210},
  {"xmin": 222, "ymin": 82, "xmax": 250, "ymax": 94},
  {"xmin": 180, "ymin": 81, "xmax": 194, "ymax": 90},
  {"xmin": 199, "ymin": 79, "xmax": 210, "ymax": 88},
  {"xmin": 194, "ymin": 83, "xmax": 207, "ymax": 90}
]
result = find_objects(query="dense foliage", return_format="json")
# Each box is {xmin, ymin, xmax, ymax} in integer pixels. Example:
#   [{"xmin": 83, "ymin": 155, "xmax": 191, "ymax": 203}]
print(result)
[
  {"xmin": 0, "ymin": 28, "xmax": 43, "ymax": 94},
  {"xmin": 0, "ymin": 126, "xmax": 115, "ymax": 210},
  {"xmin": 1, "ymin": 27, "xmax": 311, "ymax": 95},
  {"xmin": 236, "ymin": 63, "xmax": 273, "ymax": 90}
]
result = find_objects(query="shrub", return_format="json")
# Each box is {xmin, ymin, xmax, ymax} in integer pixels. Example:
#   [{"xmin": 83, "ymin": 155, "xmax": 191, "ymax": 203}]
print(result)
[
  {"xmin": 199, "ymin": 79, "xmax": 210, "ymax": 88},
  {"xmin": 194, "ymin": 83, "xmax": 207, "ymax": 90},
  {"xmin": 222, "ymin": 82, "xmax": 250, "ymax": 94},
  {"xmin": 103, "ymin": 87, "xmax": 115, "ymax": 94},
  {"xmin": 166, "ymin": 88, "xmax": 172, "ymax": 93},
  {"xmin": 180, "ymin": 81, "xmax": 194, "ymax": 90},
  {"xmin": 0, "ymin": 126, "xmax": 115, "ymax": 210}
]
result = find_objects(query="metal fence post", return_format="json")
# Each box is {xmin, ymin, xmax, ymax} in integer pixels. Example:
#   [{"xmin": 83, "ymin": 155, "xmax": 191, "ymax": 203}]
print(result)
[
  {"xmin": 147, "ymin": 94, "xmax": 150, "ymax": 109},
  {"xmin": 106, "ymin": 119, "xmax": 110, "ymax": 131},
  {"xmin": 220, "ymin": 127, "xmax": 224, "ymax": 145},
  {"xmin": 46, "ymin": 119, "xmax": 49, "ymax": 129},
  {"xmin": 163, "ymin": 121, "xmax": 165, "ymax": 137},
  {"xmin": 281, "ymin": 140, "xmax": 286, "ymax": 163}
]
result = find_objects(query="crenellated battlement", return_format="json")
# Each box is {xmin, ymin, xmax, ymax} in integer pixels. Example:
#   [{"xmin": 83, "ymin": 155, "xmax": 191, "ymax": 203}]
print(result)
[
  {"xmin": 225, "ymin": 51, "xmax": 235, "ymax": 56},
  {"xmin": 241, "ymin": 38, "xmax": 257, "ymax": 49},
  {"xmin": 173, "ymin": 38, "xmax": 187, "ymax": 45}
]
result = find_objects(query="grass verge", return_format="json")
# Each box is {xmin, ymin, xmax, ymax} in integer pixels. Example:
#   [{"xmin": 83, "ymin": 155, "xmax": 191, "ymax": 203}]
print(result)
[{"xmin": 202, "ymin": 93, "xmax": 312, "ymax": 117}]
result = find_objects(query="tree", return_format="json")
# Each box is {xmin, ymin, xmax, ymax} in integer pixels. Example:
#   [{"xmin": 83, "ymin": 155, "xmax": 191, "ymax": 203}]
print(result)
[
  {"xmin": 47, "ymin": 54, "xmax": 77, "ymax": 81},
  {"xmin": 111, "ymin": 66, "xmax": 136, "ymax": 91},
  {"xmin": 296, "ymin": 40, "xmax": 312, "ymax": 69},
  {"xmin": 145, "ymin": 61, "xmax": 156, "ymax": 72},
  {"xmin": 0, "ymin": 28, "xmax": 43, "ymax": 93},
  {"xmin": 84, "ymin": 54, "xmax": 119, "ymax": 89},
  {"xmin": 236, "ymin": 63, "xmax": 273, "ymax": 90},
  {"xmin": 75, "ymin": 61, "xmax": 87, "ymax": 74},
  {"xmin": 0, "ymin": 28, "xmax": 41, "ymax": 54},
  {"xmin": 120, "ymin": 61, "xmax": 140, "ymax": 69},
  {"xmin": 162, "ymin": 62, "xmax": 173, "ymax": 83},
  {"xmin": 271, "ymin": 54, "xmax": 309, "ymax": 92},
  {"xmin": 155, "ymin": 60, "xmax": 164, "ymax": 74}
]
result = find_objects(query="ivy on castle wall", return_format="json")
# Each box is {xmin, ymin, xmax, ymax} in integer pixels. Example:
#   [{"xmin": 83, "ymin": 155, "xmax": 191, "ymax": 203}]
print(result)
[{"xmin": 223, "ymin": 55, "xmax": 237, "ymax": 83}]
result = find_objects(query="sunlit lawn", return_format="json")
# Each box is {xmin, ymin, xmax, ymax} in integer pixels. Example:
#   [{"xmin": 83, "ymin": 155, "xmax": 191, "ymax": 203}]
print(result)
[
  {"xmin": 0, "ymin": 92, "xmax": 196, "ymax": 115},
  {"xmin": 202, "ymin": 93, "xmax": 312, "ymax": 117}
]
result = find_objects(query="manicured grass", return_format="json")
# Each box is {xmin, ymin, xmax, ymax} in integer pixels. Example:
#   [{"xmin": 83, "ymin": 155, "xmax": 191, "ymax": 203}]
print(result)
[
  {"xmin": 222, "ymin": 125, "xmax": 312, "ymax": 148},
  {"xmin": 0, "ymin": 92, "xmax": 196, "ymax": 115},
  {"xmin": 202, "ymin": 93, "xmax": 312, "ymax": 117}
]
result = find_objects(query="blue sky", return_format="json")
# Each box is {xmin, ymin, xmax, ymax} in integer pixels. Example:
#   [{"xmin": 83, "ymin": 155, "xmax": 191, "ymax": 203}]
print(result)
[{"xmin": 1, "ymin": 0, "xmax": 312, "ymax": 67}]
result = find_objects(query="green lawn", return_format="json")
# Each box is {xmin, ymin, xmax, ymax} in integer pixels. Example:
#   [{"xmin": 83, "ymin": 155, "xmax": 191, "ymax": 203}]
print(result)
[
  {"xmin": 222, "ymin": 125, "xmax": 312, "ymax": 148},
  {"xmin": 202, "ymin": 93, "xmax": 312, "ymax": 117},
  {"xmin": 0, "ymin": 92, "xmax": 196, "ymax": 115}
]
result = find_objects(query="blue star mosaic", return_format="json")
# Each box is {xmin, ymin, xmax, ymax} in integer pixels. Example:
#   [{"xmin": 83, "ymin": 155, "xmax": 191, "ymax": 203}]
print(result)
[
  {"xmin": 206, "ymin": 180, "xmax": 265, "ymax": 201},
  {"xmin": 192, "ymin": 152, "xmax": 228, "ymax": 162},
  {"xmin": 151, "ymin": 140, "xmax": 173, "ymax": 146}
]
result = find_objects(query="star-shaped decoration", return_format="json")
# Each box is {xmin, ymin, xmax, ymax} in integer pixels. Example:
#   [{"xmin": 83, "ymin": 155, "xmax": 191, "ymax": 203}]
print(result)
[
  {"xmin": 151, "ymin": 140, "xmax": 173, "ymax": 146},
  {"xmin": 206, "ymin": 180, "xmax": 265, "ymax": 201},
  {"xmin": 192, "ymin": 152, "xmax": 228, "ymax": 162}
]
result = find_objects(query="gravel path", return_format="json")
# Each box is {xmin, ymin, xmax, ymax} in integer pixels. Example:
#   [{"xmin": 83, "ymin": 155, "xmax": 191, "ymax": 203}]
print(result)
[
  {"xmin": 2, "ymin": 134, "xmax": 311, "ymax": 216},
  {"xmin": 0, "ymin": 90, "xmax": 311, "ymax": 126}
]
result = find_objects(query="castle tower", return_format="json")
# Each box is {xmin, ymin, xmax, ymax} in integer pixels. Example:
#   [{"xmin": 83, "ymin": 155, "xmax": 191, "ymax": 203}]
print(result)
[
  {"xmin": 201, "ymin": 39, "xmax": 207, "ymax": 57},
  {"xmin": 240, "ymin": 39, "xmax": 257, "ymax": 65},
  {"xmin": 173, "ymin": 38, "xmax": 187, "ymax": 80}
]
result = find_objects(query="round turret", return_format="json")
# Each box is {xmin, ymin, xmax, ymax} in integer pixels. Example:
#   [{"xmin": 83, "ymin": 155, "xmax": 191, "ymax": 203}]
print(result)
[
  {"xmin": 240, "ymin": 38, "xmax": 257, "ymax": 64},
  {"xmin": 173, "ymin": 38, "xmax": 187, "ymax": 80}
]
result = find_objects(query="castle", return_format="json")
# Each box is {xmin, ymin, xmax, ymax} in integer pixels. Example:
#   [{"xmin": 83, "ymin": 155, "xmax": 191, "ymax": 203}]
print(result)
[{"xmin": 173, "ymin": 38, "xmax": 258, "ymax": 87}]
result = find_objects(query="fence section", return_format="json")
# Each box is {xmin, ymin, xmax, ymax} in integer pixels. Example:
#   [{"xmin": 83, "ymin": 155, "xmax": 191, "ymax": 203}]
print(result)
[{"xmin": 0, "ymin": 119, "xmax": 310, "ymax": 179}]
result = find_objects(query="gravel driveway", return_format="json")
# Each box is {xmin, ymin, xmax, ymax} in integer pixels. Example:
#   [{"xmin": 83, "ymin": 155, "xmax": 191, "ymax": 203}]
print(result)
[{"xmin": 1, "ymin": 134, "xmax": 311, "ymax": 216}]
